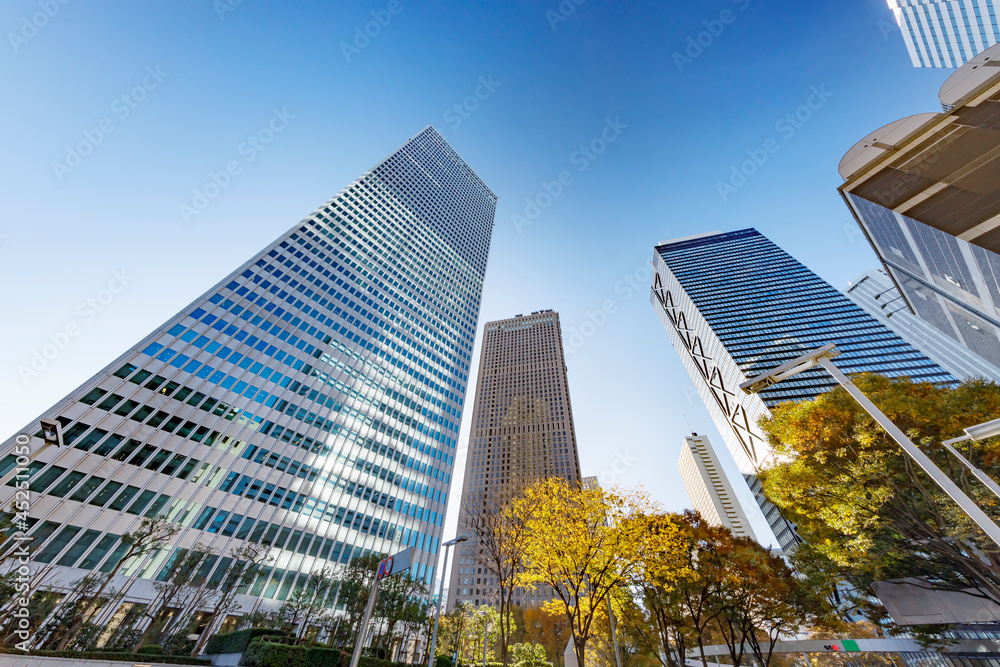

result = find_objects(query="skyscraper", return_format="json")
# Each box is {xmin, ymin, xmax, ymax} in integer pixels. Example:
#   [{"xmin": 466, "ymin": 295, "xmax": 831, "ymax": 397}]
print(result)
[
  {"xmin": 839, "ymin": 43, "xmax": 1000, "ymax": 370},
  {"xmin": 1, "ymin": 126, "xmax": 496, "ymax": 628},
  {"xmin": 448, "ymin": 310, "xmax": 581, "ymax": 610},
  {"xmin": 886, "ymin": 0, "xmax": 1000, "ymax": 68},
  {"xmin": 650, "ymin": 229, "xmax": 955, "ymax": 548},
  {"xmin": 677, "ymin": 434, "xmax": 758, "ymax": 542},
  {"xmin": 846, "ymin": 269, "xmax": 1000, "ymax": 383}
]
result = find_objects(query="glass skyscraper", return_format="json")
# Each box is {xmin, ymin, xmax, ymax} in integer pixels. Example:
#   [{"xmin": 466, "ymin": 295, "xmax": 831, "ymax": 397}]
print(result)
[
  {"xmin": 887, "ymin": 0, "xmax": 1000, "ymax": 68},
  {"xmin": 650, "ymin": 229, "xmax": 954, "ymax": 548},
  {"xmin": 0, "ymin": 126, "xmax": 496, "ymax": 630}
]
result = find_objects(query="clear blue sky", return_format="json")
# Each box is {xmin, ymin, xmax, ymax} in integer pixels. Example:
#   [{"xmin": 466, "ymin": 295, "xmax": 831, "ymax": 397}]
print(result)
[{"xmin": 0, "ymin": 0, "xmax": 953, "ymax": 532}]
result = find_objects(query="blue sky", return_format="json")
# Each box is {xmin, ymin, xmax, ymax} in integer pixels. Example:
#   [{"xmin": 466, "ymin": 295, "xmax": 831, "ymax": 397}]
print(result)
[{"xmin": 0, "ymin": 0, "xmax": 954, "ymax": 535}]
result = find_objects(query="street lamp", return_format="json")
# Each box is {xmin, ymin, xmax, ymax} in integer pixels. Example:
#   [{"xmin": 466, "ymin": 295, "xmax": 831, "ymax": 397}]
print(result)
[
  {"xmin": 942, "ymin": 418, "xmax": 1000, "ymax": 500},
  {"xmin": 428, "ymin": 535, "xmax": 468, "ymax": 667},
  {"xmin": 479, "ymin": 607, "xmax": 489, "ymax": 667},
  {"xmin": 739, "ymin": 344, "xmax": 1000, "ymax": 548}
]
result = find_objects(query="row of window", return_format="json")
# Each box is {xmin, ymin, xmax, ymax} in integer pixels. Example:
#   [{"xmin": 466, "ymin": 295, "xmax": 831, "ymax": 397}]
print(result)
[
  {"xmin": 257, "ymin": 248, "xmax": 465, "ymax": 381},
  {"xmin": 276, "ymin": 232, "xmax": 466, "ymax": 400}
]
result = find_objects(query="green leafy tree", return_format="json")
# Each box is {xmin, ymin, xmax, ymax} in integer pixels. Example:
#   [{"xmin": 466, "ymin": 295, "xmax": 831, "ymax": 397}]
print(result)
[
  {"xmin": 759, "ymin": 375, "xmax": 1000, "ymax": 624},
  {"xmin": 55, "ymin": 517, "xmax": 177, "ymax": 650},
  {"xmin": 192, "ymin": 541, "xmax": 274, "ymax": 655},
  {"xmin": 337, "ymin": 552, "xmax": 385, "ymax": 647}
]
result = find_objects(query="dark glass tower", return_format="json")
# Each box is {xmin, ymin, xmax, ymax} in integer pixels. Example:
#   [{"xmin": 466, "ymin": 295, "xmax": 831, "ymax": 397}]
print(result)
[
  {"xmin": 0, "ymin": 126, "xmax": 496, "ymax": 635},
  {"xmin": 650, "ymin": 229, "xmax": 955, "ymax": 550}
]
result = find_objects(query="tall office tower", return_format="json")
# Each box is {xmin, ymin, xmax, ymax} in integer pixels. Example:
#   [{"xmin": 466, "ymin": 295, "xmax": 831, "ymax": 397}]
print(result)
[
  {"xmin": 650, "ymin": 229, "xmax": 955, "ymax": 551},
  {"xmin": 677, "ymin": 434, "xmax": 758, "ymax": 542},
  {"xmin": 886, "ymin": 0, "xmax": 1000, "ymax": 68},
  {"xmin": 0, "ymin": 126, "xmax": 496, "ymax": 631},
  {"xmin": 847, "ymin": 269, "xmax": 1000, "ymax": 383},
  {"xmin": 448, "ymin": 310, "xmax": 581, "ymax": 610},
  {"xmin": 839, "ymin": 43, "xmax": 1000, "ymax": 370}
]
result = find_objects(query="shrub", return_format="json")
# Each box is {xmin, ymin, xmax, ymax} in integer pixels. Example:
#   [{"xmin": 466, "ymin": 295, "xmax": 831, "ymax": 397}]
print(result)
[
  {"xmin": 242, "ymin": 641, "xmax": 309, "ymax": 667},
  {"xmin": 515, "ymin": 661, "xmax": 553, "ymax": 667},
  {"xmin": 0, "ymin": 646, "xmax": 210, "ymax": 665},
  {"xmin": 204, "ymin": 627, "xmax": 284, "ymax": 654},
  {"xmin": 436, "ymin": 654, "xmax": 454, "ymax": 667},
  {"xmin": 306, "ymin": 645, "xmax": 343, "ymax": 667},
  {"xmin": 137, "ymin": 644, "xmax": 166, "ymax": 655}
]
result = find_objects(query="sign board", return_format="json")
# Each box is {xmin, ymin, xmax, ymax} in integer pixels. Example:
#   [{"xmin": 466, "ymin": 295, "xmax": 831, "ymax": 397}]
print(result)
[{"xmin": 377, "ymin": 547, "xmax": 413, "ymax": 580}]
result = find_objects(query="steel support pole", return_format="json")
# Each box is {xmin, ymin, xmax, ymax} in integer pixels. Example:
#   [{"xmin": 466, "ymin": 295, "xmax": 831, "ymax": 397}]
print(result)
[
  {"xmin": 941, "ymin": 440, "xmax": 1000, "ymax": 501},
  {"xmin": 427, "ymin": 543, "xmax": 454, "ymax": 667},
  {"xmin": 349, "ymin": 576, "xmax": 382, "ymax": 667},
  {"xmin": 817, "ymin": 356, "xmax": 1000, "ymax": 547},
  {"xmin": 606, "ymin": 593, "xmax": 623, "ymax": 667}
]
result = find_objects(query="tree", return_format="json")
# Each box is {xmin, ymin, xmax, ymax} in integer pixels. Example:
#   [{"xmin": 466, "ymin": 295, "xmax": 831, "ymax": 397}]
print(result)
[
  {"xmin": 624, "ymin": 513, "xmax": 694, "ymax": 667},
  {"xmin": 522, "ymin": 606, "xmax": 570, "ymax": 667},
  {"xmin": 55, "ymin": 517, "xmax": 177, "ymax": 650},
  {"xmin": 517, "ymin": 479, "xmax": 656, "ymax": 667},
  {"xmin": 759, "ymin": 375, "xmax": 1000, "ymax": 620},
  {"xmin": 375, "ymin": 570, "xmax": 428, "ymax": 653},
  {"xmin": 464, "ymin": 486, "xmax": 538, "ymax": 666},
  {"xmin": 337, "ymin": 552, "xmax": 384, "ymax": 647},
  {"xmin": 710, "ymin": 538, "xmax": 827, "ymax": 667},
  {"xmin": 439, "ymin": 601, "xmax": 475, "ymax": 659},
  {"xmin": 466, "ymin": 605, "xmax": 503, "ymax": 663},
  {"xmin": 137, "ymin": 543, "xmax": 215, "ymax": 648},
  {"xmin": 191, "ymin": 541, "xmax": 274, "ymax": 655},
  {"xmin": 281, "ymin": 565, "xmax": 338, "ymax": 644}
]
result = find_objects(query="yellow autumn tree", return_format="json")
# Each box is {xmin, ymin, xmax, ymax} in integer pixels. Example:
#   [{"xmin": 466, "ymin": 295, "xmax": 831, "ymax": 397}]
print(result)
[{"xmin": 516, "ymin": 479, "xmax": 672, "ymax": 667}]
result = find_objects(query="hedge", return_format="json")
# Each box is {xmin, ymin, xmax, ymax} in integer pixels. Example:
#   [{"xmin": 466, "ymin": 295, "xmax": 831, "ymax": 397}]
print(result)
[
  {"xmin": 0, "ymin": 646, "xmax": 210, "ymax": 665},
  {"xmin": 242, "ymin": 641, "xmax": 309, "ymax": 667},
  {"xmin": 240, "ymin": 641, "xmax": 425, "ymax": 667},
  {"xmin": 204, "ymin": 627, "xmax": 285, "ymax": 655}
]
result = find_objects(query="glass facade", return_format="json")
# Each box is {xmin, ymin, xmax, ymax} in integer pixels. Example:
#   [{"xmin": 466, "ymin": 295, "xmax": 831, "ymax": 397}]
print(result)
[
  {"xmin": 887, "ymin": 0, "xmax": 1000, "ymax": 68},
  {"xmin": 650, "ymin": 228, "xmax": 955, "ymax": 473},
  {"xmin": 0, "ymin": 126, "xmax": 496, "ymax": 616},
  {"xmin": 846, "ymin": 269, "xmax": 1000, "ymax": 383},
  {"xmin": 847, "ymin": 194, "xmax": 1000, "ymax": 369}
]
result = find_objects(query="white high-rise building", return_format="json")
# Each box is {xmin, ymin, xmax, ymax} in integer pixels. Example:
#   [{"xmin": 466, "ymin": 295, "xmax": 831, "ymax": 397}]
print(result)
[
  {"xmin": 847, "ymin": 269, "xmax": 1000, "ymax": 383},
  {"xmin": 886, "ymin": 0, "xmax": 1000, "ymax": 68},
  {"xmin": 677, "ymin": 434, "xmax": 757, "ymax": 542},
  {"xmin": 0, "ymin": 126, "xmax": 496, "ymax": 638}
]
